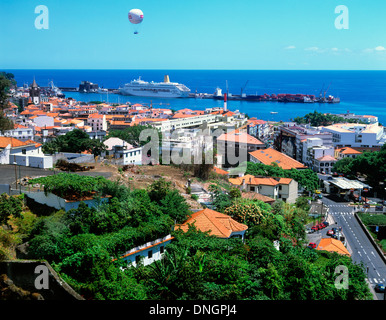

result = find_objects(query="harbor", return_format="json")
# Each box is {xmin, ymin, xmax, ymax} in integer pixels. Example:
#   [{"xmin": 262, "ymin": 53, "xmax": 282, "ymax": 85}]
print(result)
[{"xmin": 56, "ymin": 84, "xmax": 340, "ymax": 104}]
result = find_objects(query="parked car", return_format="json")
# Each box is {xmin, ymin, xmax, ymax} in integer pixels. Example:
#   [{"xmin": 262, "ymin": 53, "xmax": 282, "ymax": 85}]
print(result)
[
  {"xmin": 308, "ymin": 242, "xmax": 317, "ymax": 249},
  {"xmin": 327, "ymin": 229, "xmax": 335, "ymax": 236},
  {"xmin": 318, "ymin": 223, "xmax": 326, "ymax": 230},
  {"xmin": 322, "ymin": 221, "xmax": 329, "ymax": 227},
  {"xmin": 311, "ymin": 226, "xmax": 319, "ymax": 232},
  {"xmin": 363, "ymin": 204, "xmax": 370, "ymax": 208},
  {"xmin": 374, "ymin": 283, "xmax": 385, "ymax": 293}
]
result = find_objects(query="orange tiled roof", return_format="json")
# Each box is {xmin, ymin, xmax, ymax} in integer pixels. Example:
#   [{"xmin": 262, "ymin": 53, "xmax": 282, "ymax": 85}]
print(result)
[
  {"xmin": 316, "ymin": 155, "xmax": 337, "ymax": 162},
  {"xmin": 0, "ymin": 137, "xmax": 38, "ymax": 149},
  {"xmin": 176, "ymin": 208, "xmax": 248, "ymax": 238},
  {"xmin": 249, "ymin": 148, "xmax": 307, "ymax": 170},
  {"xmin": 229, "ymin": 174, "xmax": 292, "ymax": 186},
  {"xmin": 212, "ymin": 167, "xmax": 229, "ymax": 175},
  {"xmin": 337, "ymin": 147, "xmax": 362, "ymax": 155},
  {"xmin": 317, "ymin": 238, "xmax": 350, "ymax": 256},
  {"xmin": 217, "ymin": 131, "xmax": 264, "ymax": 145}
]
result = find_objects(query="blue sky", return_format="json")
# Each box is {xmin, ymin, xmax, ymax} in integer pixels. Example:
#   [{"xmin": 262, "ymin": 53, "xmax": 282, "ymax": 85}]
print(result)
[{"xmin": 1, "ymin": 0, "xmax": 386, "ymax": 69}]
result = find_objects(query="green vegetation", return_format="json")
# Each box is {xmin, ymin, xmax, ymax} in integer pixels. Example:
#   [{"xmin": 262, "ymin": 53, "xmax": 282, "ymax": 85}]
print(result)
[
  {"xmin": 294, "ymin": 111, "xmax": 366, "ymax": 126},
  {"xmin": 28, "ymin": 173, "xmax": 113, "ymax": 200},
  {"xmin": 333, "ymin": 144, "xmax": 386, "ymax": 191},
  {"xmin": 357, "ymin": 213, "xmax": 386, "ymax": 252},
  {"xmin": 42, "ymin": 129, "xmax": 106, "ymax": 156},
  {"xmin": 0, "ymin": 72, "xmax": 15, "ymax": 133},
  {"xmin": 108, "ymin": 124, "xmax": 161, "ymax": 147},
  {"xmin": 0, "ymin": 174, "xmax": 372, "ymax": 300},
  {"xmin": 245, "ymin": 161, "xmax": 319, "ymax": 191}
]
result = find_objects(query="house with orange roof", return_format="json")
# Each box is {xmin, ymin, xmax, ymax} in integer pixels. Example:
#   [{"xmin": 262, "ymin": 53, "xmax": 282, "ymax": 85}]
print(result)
[
  {"xmin": 229, "ymin": 174, "xmax": 298, "ymax": 203},
  {"xmin": 317, "ymin": 238, "xmax": 350, "ymax": 256},
  {"xmin": 247, "ymin": 118, "xmax": 270, "ymax": 140},
  {"xmin": 335, "ymin": 147, "xmax": 362, "ymax": 160},
  {"xmin": 87, "ymin": 113, "xmax": 107, "ymax": 132},
  {"xmin": 217, "ymin": 131, "xmax": 265, "ymax": 169},
  {"xmin": 175, "ymin": 208, "xmax": 248, "ymax": 240},
  {"xmin": 0, "ymin": 137, "xmax": 52, "ymax": 168},
  {"xmin": 249, "ymin": 148, "xmax": 307, "ymax": 170}
]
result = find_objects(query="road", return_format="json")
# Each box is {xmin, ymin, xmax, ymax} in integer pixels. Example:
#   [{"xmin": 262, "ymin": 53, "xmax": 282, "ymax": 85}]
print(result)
[{"xmin": 322, "ymin": 195, "xmax": 386, "ymax": 300}]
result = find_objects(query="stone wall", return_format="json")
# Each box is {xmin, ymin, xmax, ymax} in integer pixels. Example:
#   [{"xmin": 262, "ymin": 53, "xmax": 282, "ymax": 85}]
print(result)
[{"xmin": 0, "ymin": 260, "xmax": 84, "ymax": 300}]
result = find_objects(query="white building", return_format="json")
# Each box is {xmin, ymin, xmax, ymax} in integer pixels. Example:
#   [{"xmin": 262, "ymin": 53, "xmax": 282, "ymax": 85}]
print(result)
[
  {"xmin": 0, "ymin": 137, "xmax": 53, "ymax": 168},
  {"xmin": 321, "ymin": 123, "xmax": 385, "ymax": 148},
  {"xmin": 102, "ymin": 137, "xmax": 142, "ymax": 165},
  {"xmin": 87, "ymin": 113, "xmax": 107, "ymax": 132},
  {"xmin": 3, "ymin": 124, "xmax": 34, "ymax": 141},
  {"xmin": 229, "ymin": 174, "xmax": 299, "ymax": 203},
  {"xmin": 117, "ymin": 234, "xmax": 174, "ymax": 268},
  {"xmin": 301, "ymin": 137, "xmax": 337, "ymax": 173}
]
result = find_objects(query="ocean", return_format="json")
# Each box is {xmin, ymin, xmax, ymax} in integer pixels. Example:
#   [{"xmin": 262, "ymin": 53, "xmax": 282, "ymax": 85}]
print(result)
[{"xmin": 6, "ymin": 69, "xmax": 386, "ymax": 124}]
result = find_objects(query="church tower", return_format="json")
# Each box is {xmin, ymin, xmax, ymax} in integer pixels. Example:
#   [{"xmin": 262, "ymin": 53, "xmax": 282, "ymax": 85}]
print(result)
[{"xmin": 29, "ymin": 78, "xmax": 41, "ymax": 105}]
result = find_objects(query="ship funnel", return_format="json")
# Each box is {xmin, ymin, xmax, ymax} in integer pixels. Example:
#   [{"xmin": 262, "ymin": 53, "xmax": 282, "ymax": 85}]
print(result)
[{"xmin": 164, "ymin": 75, "xmax": 170, "ymax": 83}]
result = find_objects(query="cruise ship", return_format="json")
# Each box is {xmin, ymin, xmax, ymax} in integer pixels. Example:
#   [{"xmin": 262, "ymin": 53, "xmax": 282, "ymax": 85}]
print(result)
[{"xmin": 119, "ymin": 75, "xmax": 190, "ymax": 98}]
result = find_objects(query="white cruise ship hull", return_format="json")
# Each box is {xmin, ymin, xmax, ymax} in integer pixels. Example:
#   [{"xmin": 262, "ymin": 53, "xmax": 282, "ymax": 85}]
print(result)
[
  {"xmin": 119, "ymin": 76, "xmax": 190, "ymax": 98},
  {"xmin": 119, "ymin": 86, "xmax": 189, "ymax": 98}
]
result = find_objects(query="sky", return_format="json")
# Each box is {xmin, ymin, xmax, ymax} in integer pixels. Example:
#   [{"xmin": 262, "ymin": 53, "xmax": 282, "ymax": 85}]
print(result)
[{"xmin": 1, "ymin": 0, "xmax": 386, "ymax": 70}]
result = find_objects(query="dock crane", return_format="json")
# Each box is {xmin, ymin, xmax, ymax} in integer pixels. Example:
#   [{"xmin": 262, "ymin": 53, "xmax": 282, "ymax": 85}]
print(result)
[
  {"xmin": 323, "ymin": 82, "xmax": 331, "ymax": 101},
  {"xmin": 240, "ymin": 80, "xmax": 249, "ymax": 97}
]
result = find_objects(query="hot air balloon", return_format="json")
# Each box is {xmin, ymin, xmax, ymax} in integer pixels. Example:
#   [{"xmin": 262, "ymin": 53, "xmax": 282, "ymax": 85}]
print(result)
[{"xmin": 128, "ymin": 9, "xmax": 143, "ymax": 34}]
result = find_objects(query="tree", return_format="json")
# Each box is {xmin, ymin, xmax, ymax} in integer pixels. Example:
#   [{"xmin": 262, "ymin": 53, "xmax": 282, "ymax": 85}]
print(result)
[
  {"xmin": 0, "ymin": 194, "xmax": 23, "ymax": 226},
  {"xmin": 224, "ymin": 198, "xmax": 272, "ymax": 228},
  {"xmin": 42, "ymin": 129, "xmax": 106, "ymax": 155},
  {"xmin": 108, "ymin": 124, "xmax": 161, "ymax": 147},
  {"xmin": 0, "ymin": 73, "xmax": 14, "ymax": 133}
]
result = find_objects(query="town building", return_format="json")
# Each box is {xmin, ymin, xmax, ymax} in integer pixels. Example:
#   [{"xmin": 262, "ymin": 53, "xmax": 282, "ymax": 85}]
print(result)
[
  {"xmin": 216, "ymin": 130, "xmax": 265, "ymax": 168},
  {"xmin": 321, "ymin": 123, "xmax": 385, "ymax": 149},
  {"xmin": 229, "ymin": 174, "xmax": 298, "ymax": 203},
  {"xmin": 0, "ymin": 137, "xmax": 52, "ymax": 168},
  {"xmin": 114, "ymin": 234, "xmax": 174, "ymax": 268},
  {"xmin": 300, "ymin": 137, "xmax": 337, "ymax": 173},
  {"xmin": 87, "ymin": 113, "xmax": 107, "ymax": 132},
  {"xmin": 102, "ymin": 137, "xmax": 142, "ymax": 165},
  {"xmin": 249, "ymin": 148, "xmax": 307, "ymax": 170},
  {"xmin": 176, "ymin": 208, "xmax": 248, "ymax": 240},
  {"xmin": 334, "ymin": 147, "xmax": 362, "ymax": 160},
  {"xmin": 274, "ymin": 124, "xmax": 333, "ymax": 161}
]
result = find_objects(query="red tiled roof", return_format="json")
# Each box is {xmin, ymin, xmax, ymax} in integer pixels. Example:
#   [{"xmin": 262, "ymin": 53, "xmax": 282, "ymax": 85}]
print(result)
[
  {"xmin": 176, "ymin": 208, "xmax": 248, "ymax": 238},
  {"xmin": 249, "ymin": 148, "xmax": 307, "ymax": 170}
]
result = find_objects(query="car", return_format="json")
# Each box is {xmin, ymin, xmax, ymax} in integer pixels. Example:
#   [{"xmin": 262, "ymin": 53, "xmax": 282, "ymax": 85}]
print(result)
[
  {"xmin": 308, "ymin": 242, "xmax": 317, "ymax": 249},
  {"xmin": 363, "ymin": 204, "xmax": 370, "ymax": 208},
  {"xmin": 318, "ymin": 223, "xmax": 326, "ymax": 229},
  {"xmin": 374, "ymin": 283, "xmax": 385, "ymax": 293},
  {"xmin": 315, "ymin": 190, "xmax": 321, "ymax": 194},
  {"xmin": 311, "ymin": 226, "xmax": 319, "ymax": 232},
  {"xmin": 327, "ymin": 229, "xmax": 335, "ymax": 236},
  {"xmin": 322, "ymin": 221, "xmax": 329, "ymax": 227}
]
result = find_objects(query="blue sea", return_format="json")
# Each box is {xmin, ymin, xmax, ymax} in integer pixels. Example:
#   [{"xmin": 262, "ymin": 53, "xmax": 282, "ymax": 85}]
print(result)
[{"xmin": 6, "ymin": 69, "xmax": 386, "ymax": 124}]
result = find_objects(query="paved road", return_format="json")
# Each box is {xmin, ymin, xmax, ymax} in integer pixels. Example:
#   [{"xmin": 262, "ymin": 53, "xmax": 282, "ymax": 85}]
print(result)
[{"xmin": 322, "ymin": 196, "xmax": 386, "ymax": 300}]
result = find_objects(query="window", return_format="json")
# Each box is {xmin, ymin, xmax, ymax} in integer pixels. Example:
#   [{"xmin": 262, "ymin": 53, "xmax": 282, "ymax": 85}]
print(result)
[
  {"xmin": 160, "ymin": 246, "xmax": 164, "ymax": 254},
  {"xmin": 148, "ymin": 250, "xmax": 153, "ymax": 259},
  {"xmin": 135, "ymin": 255, "xmax": 141, "ymax": 264}
]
